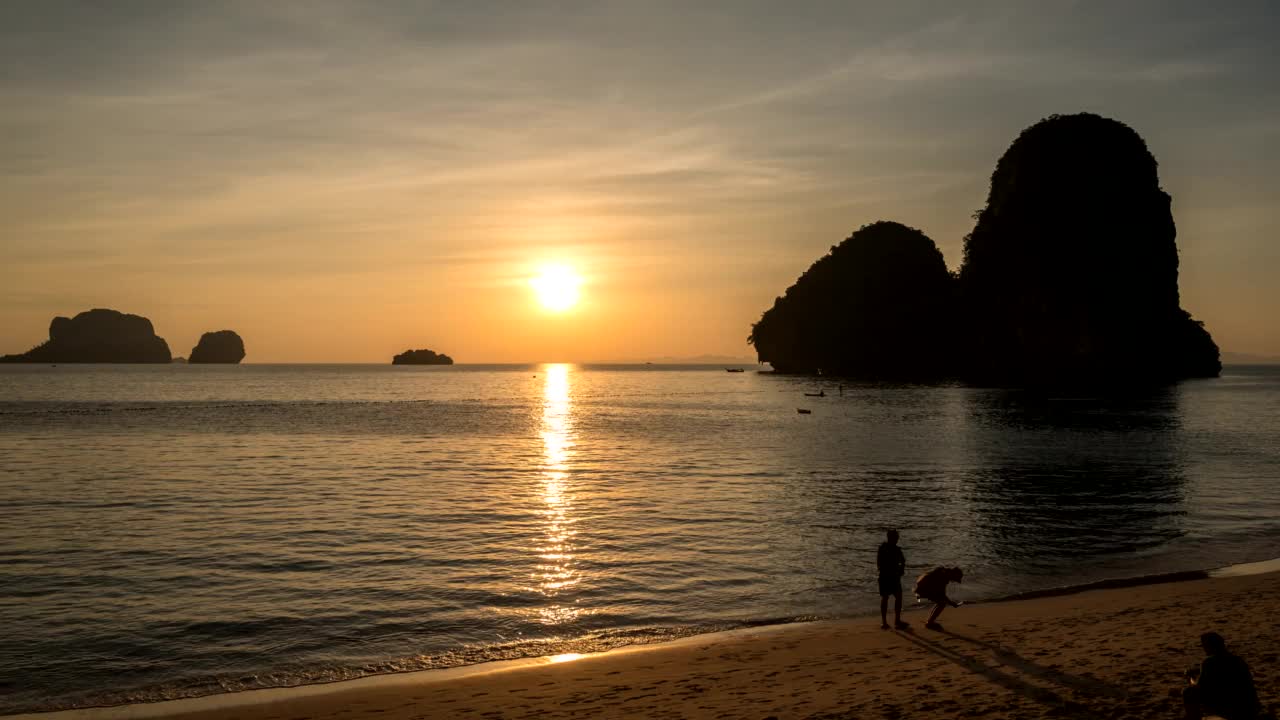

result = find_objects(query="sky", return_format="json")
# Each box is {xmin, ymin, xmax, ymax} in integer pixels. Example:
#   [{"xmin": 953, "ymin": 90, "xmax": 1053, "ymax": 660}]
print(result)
[{"xmin": 2, "ymin": 1, "xmax": 1277, "ymax": 362}]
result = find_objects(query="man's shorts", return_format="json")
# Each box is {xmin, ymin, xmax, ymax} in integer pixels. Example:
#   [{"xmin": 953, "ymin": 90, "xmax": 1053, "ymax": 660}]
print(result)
[{"xmin": 878, "ymin": 576, "xmax": 902, "ymax": 597}]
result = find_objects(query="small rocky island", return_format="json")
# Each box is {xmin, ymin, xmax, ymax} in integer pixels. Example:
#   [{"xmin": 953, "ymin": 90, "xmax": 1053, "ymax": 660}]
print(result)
[
  {"xmin": 189, "ymin": 330, "xmax": 245, "ymax": 364},
  {"xmin": 392, "ymin": 348, "xmax": 454, "ymax": 365},
  {"xmin": 749, "ymin": 112, "xmax": 1220, "ymax": 385},
  {"xmin": 0, "ymin": 308, "xmax": 171, "ymax": 363}
]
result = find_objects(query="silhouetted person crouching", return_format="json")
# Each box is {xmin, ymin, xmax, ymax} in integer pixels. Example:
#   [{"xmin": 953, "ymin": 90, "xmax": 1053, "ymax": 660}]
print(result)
[
  {"xmin": 877, "ymin": 529, "xmax": 908, "ymax": 630},
  {"xmin": 914, "ymin": 566, "xmax": 963, "ymax": 630},
  {"xmin": 1183, "ymin": 632, "xmax": 1263, "ymax": 720}
]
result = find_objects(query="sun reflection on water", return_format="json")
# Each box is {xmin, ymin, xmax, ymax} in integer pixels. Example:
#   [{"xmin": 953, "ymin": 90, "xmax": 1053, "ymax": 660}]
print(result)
[{"xmin": 533, "ymin": 363, "xmax": 581, "ymax": 624}]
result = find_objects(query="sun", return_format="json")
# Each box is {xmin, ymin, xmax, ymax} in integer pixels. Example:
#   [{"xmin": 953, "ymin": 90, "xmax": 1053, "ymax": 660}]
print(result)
[{"xmin": 530, "ymin": 264, "xmax": 582, "ymax": 312}]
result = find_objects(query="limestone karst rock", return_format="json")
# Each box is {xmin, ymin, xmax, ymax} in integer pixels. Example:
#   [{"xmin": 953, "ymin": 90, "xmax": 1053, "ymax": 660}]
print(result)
[
  {"xmin": 392, "ymin": 348, "xmax": 454, "ymax": 365},
  {"xmin": 0, "ymin": 309, "xmax": 171, "ymax": 363},
  {"xmin": 748, "ymin": 221, "xmax": 955, "ymax": 377},
  {"xmin": 958, "ymin": 113, "xmax": 1220, "ymax": 383},
  {"xmin": 188, "ymin": 331, "xmax": 246, "ymax": 364},
  {"xmin": 748, "ymin": 114, "xmax": 1221, "ymax": 385}
]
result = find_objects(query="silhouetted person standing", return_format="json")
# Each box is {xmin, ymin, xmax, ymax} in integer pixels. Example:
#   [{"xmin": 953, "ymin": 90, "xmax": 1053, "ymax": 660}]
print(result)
[
  {"xmin": 914, "ymin": 566, "xmax": 963, "ymax": 630},
  {"xmin": 1183, "ymin": 632, "xmax": 1261, "ymax": 720},
  {"xmin": 877, "ymin": 530, "xmax": 908, "ymax": 630}
]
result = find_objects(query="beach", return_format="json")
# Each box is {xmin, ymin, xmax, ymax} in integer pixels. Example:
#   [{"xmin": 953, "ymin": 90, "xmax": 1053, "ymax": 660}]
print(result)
[{"xmin": 41, "ymin": 568, "xmax": 1275, "ymax": 720}]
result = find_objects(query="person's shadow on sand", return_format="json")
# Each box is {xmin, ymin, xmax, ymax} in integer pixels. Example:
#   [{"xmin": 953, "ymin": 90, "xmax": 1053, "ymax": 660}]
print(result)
[
  {"xmin": 940, "ymin": 629, "xmax": 1130, "ymax": 699},
  {"xmin": 893, "ymin": 629, "xmax": 1128, "ymax": 717}
]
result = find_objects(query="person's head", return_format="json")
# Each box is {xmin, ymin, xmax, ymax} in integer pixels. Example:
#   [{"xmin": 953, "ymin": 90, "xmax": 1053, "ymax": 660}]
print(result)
[
  {"xmin": 949, "ymin": 567, "xmax": 964, "ymax": 583},
  {"xmin": 886, "ymin": 529, "xmax": 899, "ymax": 545},
  {"xmin": 1200, "ymin": 632, "xmax": 1227, "ymax": 656}
]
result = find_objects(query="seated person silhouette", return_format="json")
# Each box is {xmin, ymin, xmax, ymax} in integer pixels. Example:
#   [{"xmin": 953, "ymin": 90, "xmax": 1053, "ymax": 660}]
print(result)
[
  {"xmin": 913, "ymin": 566, "xmax": 963, "ymax": 630},
  {"xmin": 1183, "ymin": 632, "xmax": 1262, "ymax": 720}
]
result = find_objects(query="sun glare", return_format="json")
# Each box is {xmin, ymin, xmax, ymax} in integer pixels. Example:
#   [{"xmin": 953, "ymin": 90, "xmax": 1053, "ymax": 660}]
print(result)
[{"xmin": 530, "ymin": 264, "xmax": 582, "ymax": 312}]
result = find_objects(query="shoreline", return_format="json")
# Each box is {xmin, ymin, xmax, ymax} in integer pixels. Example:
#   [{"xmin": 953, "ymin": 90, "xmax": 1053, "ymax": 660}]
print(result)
[{"xmin": 11, "ymin": 557, "xmax": 1280, "ymax": 720}]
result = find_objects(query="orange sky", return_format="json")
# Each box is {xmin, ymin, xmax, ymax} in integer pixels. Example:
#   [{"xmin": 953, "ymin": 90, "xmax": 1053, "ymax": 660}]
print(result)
[{"xmin": 2, "ymin": 3, "xmax": 1278, "ymax": 362}]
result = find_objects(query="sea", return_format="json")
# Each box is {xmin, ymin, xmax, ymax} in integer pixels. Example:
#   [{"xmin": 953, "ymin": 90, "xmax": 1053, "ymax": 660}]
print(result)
[{"xmin": 1, "ymin": 363, "xmax": 1278, "ymax": 715}]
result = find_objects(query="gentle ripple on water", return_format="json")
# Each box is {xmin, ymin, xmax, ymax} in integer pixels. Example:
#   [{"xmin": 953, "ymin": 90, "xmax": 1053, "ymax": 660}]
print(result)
[{"xmin": 1, "ymin": 363, "xmax": 1279, "ymax": 713}]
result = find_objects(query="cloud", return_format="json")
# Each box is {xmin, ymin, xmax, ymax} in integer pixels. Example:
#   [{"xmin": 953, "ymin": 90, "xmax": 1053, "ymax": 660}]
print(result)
[{"xmin": 2, "ymin": 1, "xmax": 1279, "ymax": 358}]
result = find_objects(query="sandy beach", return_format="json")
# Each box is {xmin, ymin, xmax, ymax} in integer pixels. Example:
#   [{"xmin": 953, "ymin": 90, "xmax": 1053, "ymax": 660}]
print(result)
[{"xmin": 37, "ymin": 568, "xmax": 1276, "ymax": 720}]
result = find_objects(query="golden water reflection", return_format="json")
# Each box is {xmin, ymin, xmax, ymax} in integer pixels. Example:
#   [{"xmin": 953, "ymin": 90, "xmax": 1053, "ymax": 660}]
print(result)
[{"xmin": 533, "ymin": 363, "xmax": 582, "ymax": 624}]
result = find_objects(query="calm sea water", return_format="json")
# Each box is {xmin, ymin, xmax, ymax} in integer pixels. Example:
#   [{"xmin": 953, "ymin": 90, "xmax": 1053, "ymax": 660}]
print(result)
[{"xmin": 2, "ymin": 364, "xmax": 1279, "ymax": 714}]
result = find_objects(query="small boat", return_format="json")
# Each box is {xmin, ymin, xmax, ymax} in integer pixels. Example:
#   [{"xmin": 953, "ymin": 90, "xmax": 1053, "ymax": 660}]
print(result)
[
  {"xmin": 725, "ymin": 368, "xmax": 745, "ymax": 373},
  {"xmin": 804, "ymin": 390, "xmax": 825, "ymax": 397},
  {"xmin": 797, "ymin": 408, "xmax": 812, "ymax": 414}
]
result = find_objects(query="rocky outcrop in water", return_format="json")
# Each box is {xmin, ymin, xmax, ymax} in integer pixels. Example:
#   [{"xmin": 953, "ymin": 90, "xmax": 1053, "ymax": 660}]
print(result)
[
  {"xmin": 748, "ymin": 221, "xmax": 955, "ymax": 377},
  {"xmin": 392, "ymin": 348, "xmax": 454, "ymax": 365},
  {"xmin": 188, "ymin": 330, "xmax": 245, "ymax": 364},
  {"xmin": 0, "ymin": 309, "xmax": 171, "ymax": 363},
  {"xmin": 958, "ymin": 113, "xmax": 1220, "ymax": 384},
  {"xmin": 748, "ymin": 113, "xmax": 1220, "ymax": 385}
]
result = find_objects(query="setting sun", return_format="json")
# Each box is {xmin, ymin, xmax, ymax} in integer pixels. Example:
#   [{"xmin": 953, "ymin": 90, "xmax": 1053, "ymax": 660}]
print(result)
[{"xmin": 530, "ymin": 264, "xmax": 582, "ymax": 312}]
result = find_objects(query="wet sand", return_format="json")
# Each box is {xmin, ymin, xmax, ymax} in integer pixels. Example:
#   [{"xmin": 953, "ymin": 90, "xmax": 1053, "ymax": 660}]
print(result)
[{"xmin": 42, "ymin": 570, "xmax": 1280, "ymax": 720}]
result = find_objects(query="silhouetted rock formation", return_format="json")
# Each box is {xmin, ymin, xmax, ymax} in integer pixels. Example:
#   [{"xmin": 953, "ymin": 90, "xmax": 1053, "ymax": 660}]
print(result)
[
  {"xmin": 0, "ymin": 309, "xmax": 171, "ymax": 363},
  {"xmin": 748, "ymin": 114, "xmax": 1221, "ymax": 385},
  {"xmin": 959, "ymin": 113, "xmax": 1220, "ymax": 384},
  {"xmin": 188, "ymin": 330, "xmax": 245, "ymax": 364},
  {"xmin": 748, "ymin": 221, "xmax": 955, "ymax": 377},
  {"xmin": 392, "ymin": 348, "xmax": 454, "ymax": 365}
]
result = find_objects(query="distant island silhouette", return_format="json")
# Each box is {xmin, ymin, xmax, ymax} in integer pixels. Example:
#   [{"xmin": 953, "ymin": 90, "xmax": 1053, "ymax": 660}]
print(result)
[
  {"xmin": 1220, "ymin": 351, "xmax": 1280, "ymax": 365},
  {"xmin": 189, "ymin": 330, "xmax": 245, "ymax": 364},
  {"xmin": 632, "ymin": 354, "xmax": 761, "ymax": 365},
  {"xmin": 750, "ymin": 112, "xmax": 1221, "ymax": 384},
  {"xmin": 392, "ymin": 348, "xmax": 454, "ymax": 365},
  {"xmin": 0, "ymin": 308, "xmax": 171, "ymax": 364}
]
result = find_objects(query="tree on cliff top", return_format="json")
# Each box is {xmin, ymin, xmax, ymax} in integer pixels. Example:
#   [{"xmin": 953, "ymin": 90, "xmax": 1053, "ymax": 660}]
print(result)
[
  {"xmin": 959, "ymin": 112, "xmax": 1220, "ymax": 383},
  {"xmin": 749, "ymin": 221, "xmax": 955, "ymax": 377}
]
